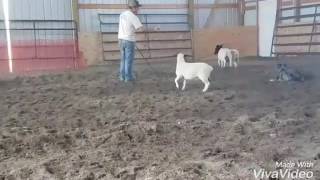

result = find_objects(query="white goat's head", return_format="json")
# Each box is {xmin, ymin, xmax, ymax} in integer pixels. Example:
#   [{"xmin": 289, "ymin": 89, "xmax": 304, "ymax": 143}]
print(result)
[
  {"xmin": 177, "ymin": 53, "xmax": 185, "ymax": 62},
  {"xmin": 214, "ymin": 44, "xmax": 223, "ymax": 55}
]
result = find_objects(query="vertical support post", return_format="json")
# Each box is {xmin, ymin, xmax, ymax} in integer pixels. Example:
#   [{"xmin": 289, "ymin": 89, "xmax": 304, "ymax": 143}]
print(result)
[
  {"xmin": 145, "ymin": 15, "xmax": 151, "ymax": 60},
  {"xmin": 99, "ymin": 15, "xmax": 106, "ymax": 62},
  {"xmin": 270, "ymin": 1, "xmax": 280, "ymax": 57},
  {"xmin": 188, "ymin": 0, "xmax": 194, "ymax": 30},
  {"xmin": 72, "ymin": 0, "xmax": 80, "ymax": 68},
  {"xmin": 238, "ymin": 0, "xmax": 245, "ymax": 26},
  {"xmin": 33, "ymin": 21, "xmax": 37, "ymax": 59},
  {"xmin": 72, "ymin": 0, "xmax": 80, "ymax": 26},
  {"xmin": 188, "ymin": 0, "xmax": 195, "ymax": 59},
  {"xmin": 74, "ymin": 21, "xmax": 80, "ymax": 69},
  {"xmin": 309, "ymin": 6, "xmax": 318, "ymax": 53},
  {"xmin": 294, "ymin": 0, "xmax": 301, "ymax": 22},
  {"xmin": 256, "ymin": 0, "xmax": 259, "ymax": 57}
]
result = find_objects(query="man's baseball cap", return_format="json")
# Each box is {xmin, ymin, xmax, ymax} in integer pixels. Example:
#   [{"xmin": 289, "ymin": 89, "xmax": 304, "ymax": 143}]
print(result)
[{"xmin": 128, "ymin": 0, "xmax": 142, "ymax": 7}]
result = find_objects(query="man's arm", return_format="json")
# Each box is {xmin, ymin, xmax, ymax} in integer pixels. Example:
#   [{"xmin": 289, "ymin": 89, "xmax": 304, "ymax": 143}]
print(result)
[{"xmin": 132, "ymin": 15, "xmax": 160, "ymax": 32}]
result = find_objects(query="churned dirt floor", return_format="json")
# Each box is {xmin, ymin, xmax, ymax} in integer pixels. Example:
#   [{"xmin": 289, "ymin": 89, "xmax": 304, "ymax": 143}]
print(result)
[{"xmin": 0, "ymin": 56, "xmax": 320, "ymax": 180}]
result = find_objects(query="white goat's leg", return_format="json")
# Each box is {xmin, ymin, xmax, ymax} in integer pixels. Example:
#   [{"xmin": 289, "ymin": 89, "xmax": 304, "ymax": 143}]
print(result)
[
  {"xmin": 218, "ymin": 59, "xmax": 221, "ymax": 67},
  {"xmin": 182, "ymin": 79, "xmax": 187, "ymax": 90},
  {"xmin": 228, "ymin": 55, "xmax": 233, "ymax": 67},
  {"xmin": 175, "ymin": 75, "xmax": 182, "ymax": 89},
  {"xmin": 222, "ymin": 59, "xmax": 226, "ymax": 68},
  {"xmin": 203, "ymin": 81, "xmax": 210, "ymax": 92},
  {"xmin": 234, "ymin": 61, "xmax": 238, "ymax": 68},
  {"xmin": 200, "ymin": 76, "xmax": 210, "ymax": 92},
  {"xmin": 234, "ymin": 55, "xmax": 239, "ymax": 68}
]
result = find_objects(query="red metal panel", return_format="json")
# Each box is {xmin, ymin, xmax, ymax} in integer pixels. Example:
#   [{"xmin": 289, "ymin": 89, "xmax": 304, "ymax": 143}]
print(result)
[
  {"xmin": 0, "ymin": 20, "xmax": 87, "ymax": 75},
  {"xmin": 0, "ymin": 40, "xmax": 86, "ymax": 74},
  {"xmin": 0, "ymin": 42, "xmax": 9, "ymax": 74}
]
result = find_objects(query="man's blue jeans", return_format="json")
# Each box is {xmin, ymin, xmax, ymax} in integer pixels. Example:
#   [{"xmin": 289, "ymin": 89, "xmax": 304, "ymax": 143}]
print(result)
[{"xmin": 119, "ymin": 39, "xmax": 135, "ymax": 81}]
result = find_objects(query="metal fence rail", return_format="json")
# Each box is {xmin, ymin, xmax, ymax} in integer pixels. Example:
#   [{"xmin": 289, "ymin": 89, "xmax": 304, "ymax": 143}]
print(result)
[
  {"xmin": 98, "ymin": 13, "xmax": 193, "ymax": 61},
  {"xmin": 272, "ymin": 3, "xmax": 320, "ymax": 56},
  {"xmin": 99, "ymin": 13, "xmax": 190, "ymax": 32},
  {"xmin": 0, "ymin": 20, "xmax": 81, "ymax": 73}
]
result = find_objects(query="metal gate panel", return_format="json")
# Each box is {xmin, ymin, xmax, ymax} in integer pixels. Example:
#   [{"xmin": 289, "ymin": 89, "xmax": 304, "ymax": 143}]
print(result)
[
  {"xmin": 272, "ymin": 2, "xmax": 320, "ymax": 56},
  {"xmin": 0, "ymin": 20, "xmax": 85, "ymax": 74},
  {"xmin": 99, "ymin": 13, "xmax": 193, "ymax": 61}
]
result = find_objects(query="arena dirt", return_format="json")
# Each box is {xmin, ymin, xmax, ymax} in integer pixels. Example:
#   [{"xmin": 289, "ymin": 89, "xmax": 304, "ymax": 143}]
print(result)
[{"xmin": 0, "ymin": 56, "xmax": 320, "ymax": 180}]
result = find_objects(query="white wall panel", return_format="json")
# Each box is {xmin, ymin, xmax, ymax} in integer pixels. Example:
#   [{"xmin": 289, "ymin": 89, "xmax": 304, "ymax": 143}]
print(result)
[
  {"xmin": 78, "ymin": 0, "xmax": 188, "ymax": 32},
  {"xmin": 194, "ymin": 0, "xmax": 239, "ymax": 29},
  {"xmin": 0, "ymin": 1, "xmax": 3, "ymax": 20},
  {"xmin": 1, "ymin": 0, "xmax": 73, "ymax": 41},
  {"xmin": 259, "ymin": 0, "xmax": 277, "ymax": 57},
  {"xmin": 7, "ymin": 0, "xmax": 72, "ymax": 20}
]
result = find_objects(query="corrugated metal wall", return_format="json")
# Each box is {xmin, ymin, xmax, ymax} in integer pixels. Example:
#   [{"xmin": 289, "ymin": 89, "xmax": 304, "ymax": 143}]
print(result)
[
  {"xmin": 0, "ymin": 2, "xmax": 5, "ymax": 45},
  {"xmin": 1, "ymin": 0, "xmax": 74, "ymax": 41},
  {"xmin": 8, "ymin": 0, "xmax": 72, "ymax": 20},
  {"xmin": 79, "ymin": 0, "xmax": 248, "ymax": 32},
  {"xmin": 0, "ymin": 0, "xmax": 82, "ymax": 73},
  {"xmin": 281, "ymin": 0, "xmax": 320, "ymax": 24},
  {"xmin": 194, "ymin": 0, "xmax": 239, "ymax": 29},
  {"xmin": 0, "ymin": 2, "xmax": 3, "ymax": 20},
  {"xmin": 244, "ymin": 0, "xmax": 256, "ymax": 26},
  {"xmin": 79, "ymin": 0, "xmax": 188, "ymax": 32},
  {"xmin": 1, "ymin": 0, "xmax": 259, "ymax": 32}
]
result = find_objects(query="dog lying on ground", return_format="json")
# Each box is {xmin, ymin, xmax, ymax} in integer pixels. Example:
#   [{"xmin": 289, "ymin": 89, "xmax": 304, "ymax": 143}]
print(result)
[{"xmin": 270, "ymin": 63, "xmax": 305, "ymax": 82}]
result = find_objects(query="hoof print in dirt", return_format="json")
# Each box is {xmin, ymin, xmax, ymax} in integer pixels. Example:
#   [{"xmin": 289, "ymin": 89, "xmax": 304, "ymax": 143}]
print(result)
[
  {"xmin": 115, "ymin": 166, "xmax": 142, "ymax": 180},
  {"xmin": 224, "ymin": 94, "xmax": 235, "ymax": 101},
  {"xmin": 272, "ymin": 152, "xmax": 283, "ymax": 162},
  {"xmin": 223, "ymin": 152, "xmax": 239, "ymax": 159},
  {"xmin": 0, "ymin": 175, "xmax": 5, "ymax": 180},
  {"xmin": 201, "ymin": 149, "xmax": 214, "ymax": 158},
  {"xmin": 304, "ymin": 111, "xmax": 314, "ymax": 118},
  {"xmin": 314, "ymin": 153, "xmax": 320, "ymax": 160},
  {"xmin": 224, "ymin": 161, "xmax": 234, "ymax": 168},
  {"xmin": 269, "ymin": 178, "xmax": 280, "ymax": 180},
  {"xmin": 1, "ymin": 55, "xmax": 320, "ymax": 180},
  {"xmin": 83, "ymin": 172, "xmax": 95, "ymax": 180},
  {"xmin": 202, "ymin": 147, "xmax": 222, "ymax": 158},
  {"xmin": 248, "ymin": 116, "xmax": 260, "ymax": 122}
]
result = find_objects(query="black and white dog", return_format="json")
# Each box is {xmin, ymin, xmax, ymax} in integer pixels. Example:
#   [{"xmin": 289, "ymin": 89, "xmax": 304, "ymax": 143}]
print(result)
[{"xmin": 270, "ymin": 63, "xmax": 305, "ymax": 82}]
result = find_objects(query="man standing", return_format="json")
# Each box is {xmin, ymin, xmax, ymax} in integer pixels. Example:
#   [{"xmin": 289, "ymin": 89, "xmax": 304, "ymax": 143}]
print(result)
[{"xmin": 118, "ymin": 0, "xmax": 143, "ymax": 82}]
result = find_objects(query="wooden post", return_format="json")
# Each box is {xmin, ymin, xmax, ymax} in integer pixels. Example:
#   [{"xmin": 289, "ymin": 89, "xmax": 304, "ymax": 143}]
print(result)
[
  {"xmin": 72, "ymin": 0, "xmax": 80, "ymax": 28},
  {"xmin": 188, "ymin": 0, "xmax": 195, "ymax": 59},
  {"xmin": 188, "ymin": 0, "xmax": 194, "ymax": 30},
  {"xmin": 256, "ymin": 0, "xmax": 259, "ymax": 56},
  {"xmin": 294, "ymin": 0, "xmax": 301, "ymax": 22},
  {"xmin": 238, "ymin": 0, "xmax": 245, "ymax": 26}
]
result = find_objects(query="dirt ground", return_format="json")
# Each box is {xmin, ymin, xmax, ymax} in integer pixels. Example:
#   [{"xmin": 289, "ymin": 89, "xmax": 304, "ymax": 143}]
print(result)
[{"xmin": 0, "ymin": 56, "xmax": 320, "ymax": 180}]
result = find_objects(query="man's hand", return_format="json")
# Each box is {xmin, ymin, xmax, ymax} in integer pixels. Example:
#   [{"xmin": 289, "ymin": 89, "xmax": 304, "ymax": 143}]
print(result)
[{"xmin": 137, "ymin": 26, "xmax": 160, "ymax": 32}]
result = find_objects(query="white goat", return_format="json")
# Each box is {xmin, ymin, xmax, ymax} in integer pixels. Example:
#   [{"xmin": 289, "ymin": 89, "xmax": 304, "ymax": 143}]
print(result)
[
  {"xmin": 214, "ymin": 45, "xmax": 239, "ymax": 68},
  {"xmin": 175, "ymin": 53, "xmax": 213, "ymax": 92}
]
